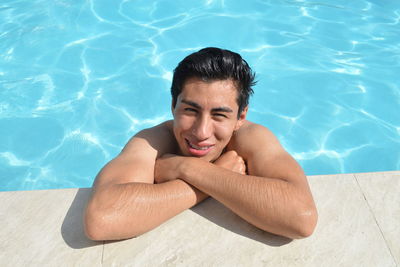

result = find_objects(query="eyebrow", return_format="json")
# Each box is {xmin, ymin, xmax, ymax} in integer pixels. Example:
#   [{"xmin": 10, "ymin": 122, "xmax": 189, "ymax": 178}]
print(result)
[{"xmin": 181, "ymin": 99, "xmax": 233, "ymax": 113}]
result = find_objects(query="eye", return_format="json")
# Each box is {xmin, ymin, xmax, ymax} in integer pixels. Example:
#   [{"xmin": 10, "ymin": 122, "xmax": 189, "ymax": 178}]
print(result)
[
  {"xmin": 184, "ymin": 107, "xmax": 197, "ymax": 112},
  {"xmin": 213, "ymin": 113, "xmax": 227, "ymax": 118}
]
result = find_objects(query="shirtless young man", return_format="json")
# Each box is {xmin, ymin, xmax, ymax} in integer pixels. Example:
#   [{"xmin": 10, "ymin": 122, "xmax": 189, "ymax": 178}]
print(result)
[{"xmin": 84, "ymin": 47, "xmax": 317, "ymax": 241}]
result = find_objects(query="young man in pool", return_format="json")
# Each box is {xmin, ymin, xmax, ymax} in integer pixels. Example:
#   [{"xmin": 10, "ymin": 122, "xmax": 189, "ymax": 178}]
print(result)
[{"xmin": 84, "ymin": 47, "xmax": 318, "ymax": 241}]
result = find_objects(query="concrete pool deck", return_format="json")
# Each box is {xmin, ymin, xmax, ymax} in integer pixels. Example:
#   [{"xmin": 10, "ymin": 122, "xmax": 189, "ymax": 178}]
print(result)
[{"xmin": 0, "ymin": 171, "xmax": 399, "ymax": 266}]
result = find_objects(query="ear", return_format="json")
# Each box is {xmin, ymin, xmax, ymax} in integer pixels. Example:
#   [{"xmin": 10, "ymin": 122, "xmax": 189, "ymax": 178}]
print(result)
[{"xmin": 234, "ymin": 106, "xmax": 248, "ymax": 131}]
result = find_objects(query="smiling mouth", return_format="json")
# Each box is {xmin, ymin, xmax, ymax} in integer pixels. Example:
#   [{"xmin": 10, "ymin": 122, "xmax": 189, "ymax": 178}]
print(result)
[{"xmin": 185, "ymin": 139, "xmax": 214, "ymax": 151}]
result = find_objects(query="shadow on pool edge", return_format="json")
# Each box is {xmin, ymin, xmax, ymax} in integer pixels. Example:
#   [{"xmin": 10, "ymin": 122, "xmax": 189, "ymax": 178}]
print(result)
[{"xmin": 61, "ymin": 188, "xmax": 103, "ymax": 249}]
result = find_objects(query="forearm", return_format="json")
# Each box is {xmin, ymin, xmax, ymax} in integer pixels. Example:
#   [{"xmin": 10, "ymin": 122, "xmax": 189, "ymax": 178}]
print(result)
[
  {"xmin": 181, "ymin": 159, "xmax": 317, "ymax": 239},
  {"xmin": 84, "ymin": 179, "xmax": 207, "ymax": 240}
]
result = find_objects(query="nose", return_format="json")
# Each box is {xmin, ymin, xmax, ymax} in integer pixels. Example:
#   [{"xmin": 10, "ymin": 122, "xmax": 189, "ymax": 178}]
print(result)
[{"xmin": 192, "ymin": 115, "xmax": 212, "ymax": 141}]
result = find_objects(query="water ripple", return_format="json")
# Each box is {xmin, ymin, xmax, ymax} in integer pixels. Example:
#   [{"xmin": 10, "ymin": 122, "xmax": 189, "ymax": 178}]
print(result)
[{"xmin": 1, "ymin": 0, "xmax": 399, "ymax": 190}]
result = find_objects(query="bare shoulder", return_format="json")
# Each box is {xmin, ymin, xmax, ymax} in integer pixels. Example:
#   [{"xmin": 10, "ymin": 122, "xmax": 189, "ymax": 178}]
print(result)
[
  {"xmin": 229, "ymin": 120, "xmax": 283, "ymax": 159},
  {"xmin": 93, "ymin": 120, "xmax": 176, "ymax": 187},
  {"xmin": 122, "ymin": 120, "xmax": 177, "ymax": 158},
  {"xmin": 229, "ymin": 120, "xmax": 305, "ymax": 182}
]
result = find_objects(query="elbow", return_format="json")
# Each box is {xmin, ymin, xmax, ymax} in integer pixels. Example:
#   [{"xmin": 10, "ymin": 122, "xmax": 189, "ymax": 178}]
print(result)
[
  {"xmin": 83, "ymin": 203, "xmax": 107, "ymax": 241},
  {"xmin": 84, "ymin": 219, "xmax": 103, "ymax": 242},
  {"xmin": 256, "ymin": 205, "xmax": 318, "ymax": 240},
  {"xmin": 84, "ymin": 198, "xmax": 121, "ymax": 241},
  {"xmin": 83, "ymin": 199, "xmax": 143, "ymax": 241},
  {"xmin": 293, "ymin": 207, "xmax": 318, "ymax": 239},
  {"xmin": 84, "ymin": 224, "xmax": 103, "ymax": 242}
]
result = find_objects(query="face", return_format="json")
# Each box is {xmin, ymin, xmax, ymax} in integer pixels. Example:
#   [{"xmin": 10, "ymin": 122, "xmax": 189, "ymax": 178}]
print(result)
[{"xmin": 172, "ymin": 77, "xmax": 247, "ymax": 162}]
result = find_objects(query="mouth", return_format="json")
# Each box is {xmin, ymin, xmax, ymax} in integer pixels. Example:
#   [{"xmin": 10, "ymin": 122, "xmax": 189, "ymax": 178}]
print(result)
[{"xmin": 185, "ymin": 139, "xmax": 214, "ymax": 156}]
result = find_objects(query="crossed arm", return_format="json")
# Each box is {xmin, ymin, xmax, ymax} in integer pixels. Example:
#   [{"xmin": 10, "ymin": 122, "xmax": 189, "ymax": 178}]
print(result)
[{"xmin": 84, "ymin": 123, "xmax": 317, "ymax": 241}]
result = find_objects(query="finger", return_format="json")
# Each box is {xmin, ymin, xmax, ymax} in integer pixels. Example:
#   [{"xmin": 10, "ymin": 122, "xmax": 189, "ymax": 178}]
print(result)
[{"xmin": 240, "ymin": 166, "xmax": 246, "ymax": 175}]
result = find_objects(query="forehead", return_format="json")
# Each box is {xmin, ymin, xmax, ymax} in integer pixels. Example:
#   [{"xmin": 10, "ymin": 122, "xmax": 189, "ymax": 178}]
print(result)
[{"xmin": 179, "ymin": 77, "xmax": 239, "ymax": 108}]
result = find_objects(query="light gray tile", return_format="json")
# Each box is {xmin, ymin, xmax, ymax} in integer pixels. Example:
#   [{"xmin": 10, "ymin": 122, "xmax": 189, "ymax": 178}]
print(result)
[
  {"xmin": 0, "ymin": 188, "xmax": 103, "ymax": 266},
  {"xmin": 304, "ymin": 173, "xmax": 395, "ymax": 267},
  {"xmin": 102, "ymin": 174, "xmax": 395, "ymax": 266},
  {"xmin": 355, "ymin": 171, "xmax": 400, "ymax": 266}
]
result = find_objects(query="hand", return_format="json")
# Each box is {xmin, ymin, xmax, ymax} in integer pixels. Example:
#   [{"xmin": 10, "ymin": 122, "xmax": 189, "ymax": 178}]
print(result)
[
  {"xmin": 213, "ymin": 150, "xmax": 247, "ymax": 175},
  {"xmin": 154, "ymin": 154, "xmax": 184, "ymax": 184}
]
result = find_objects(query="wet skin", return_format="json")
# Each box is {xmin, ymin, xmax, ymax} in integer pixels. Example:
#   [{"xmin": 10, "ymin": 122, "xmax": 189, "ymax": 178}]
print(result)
[{"xmin": 84, "ymin": 77, "xmax": 318, "ymax": 241}]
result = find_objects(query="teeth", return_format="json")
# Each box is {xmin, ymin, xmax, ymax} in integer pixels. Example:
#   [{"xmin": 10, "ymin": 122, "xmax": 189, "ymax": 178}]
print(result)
[{"xmin": 188, "ymin": 141, "xmax": 211, "ymax": 150}]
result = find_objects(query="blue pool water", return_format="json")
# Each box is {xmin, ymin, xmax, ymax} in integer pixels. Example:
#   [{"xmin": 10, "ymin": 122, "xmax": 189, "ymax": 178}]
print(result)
[{"xmin": 1, "ymin": 0, "xmax": 399, "ymax": 191}]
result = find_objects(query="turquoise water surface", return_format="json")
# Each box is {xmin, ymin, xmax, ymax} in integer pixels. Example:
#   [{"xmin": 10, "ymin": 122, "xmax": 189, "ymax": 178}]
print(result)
[{"xmin": 1, "ymin": 0, "xmax": 399, "ymax": 191}]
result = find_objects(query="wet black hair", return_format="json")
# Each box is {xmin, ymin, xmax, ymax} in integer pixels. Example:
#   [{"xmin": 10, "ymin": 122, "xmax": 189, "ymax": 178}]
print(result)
[{"xmin": 171, "ymin": 47, "xmax": 256, "ymax": 118}]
